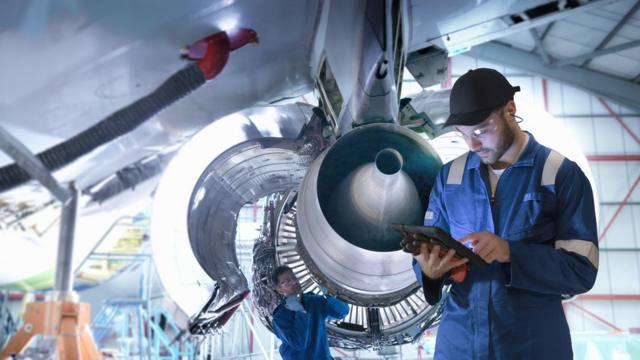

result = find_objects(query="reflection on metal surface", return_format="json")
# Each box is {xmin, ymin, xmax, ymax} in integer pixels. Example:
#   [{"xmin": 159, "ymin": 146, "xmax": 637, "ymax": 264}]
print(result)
[
  {"xmin": 150, "ymin": 103, "xmax": 322, "ymax": 321},
  {"xmin": 251, "ymin": 196, "xmax": 283, "ymax": 332}
]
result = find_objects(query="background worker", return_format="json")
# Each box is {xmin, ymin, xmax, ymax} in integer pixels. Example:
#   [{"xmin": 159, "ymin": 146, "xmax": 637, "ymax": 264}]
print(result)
[{"xmin": 271, "ymin": 265, "xmax": 349, "ymax": 359}]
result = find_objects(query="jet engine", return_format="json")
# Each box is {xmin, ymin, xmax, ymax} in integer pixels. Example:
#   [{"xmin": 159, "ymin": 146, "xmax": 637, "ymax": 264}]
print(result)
[{"xmin": 292, "ymin": 122, "xmax": 443, "ymax": 347}]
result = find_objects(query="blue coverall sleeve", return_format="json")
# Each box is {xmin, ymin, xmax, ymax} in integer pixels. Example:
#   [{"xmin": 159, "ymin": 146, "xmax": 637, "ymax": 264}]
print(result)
[
  {"xmin": 272, "ymin": 310, "xmax": 311, "ymax": 350},
  {"xmin": 508, "ymin": 161, "xmax": 598, "ymax": 295},
  {"xmin": 413, "ymin": 170, "xmax": 450, "ymax": 305},
  {"xmin": 322, "ymin": 296, "xmax": 350, "ymax": 320}
]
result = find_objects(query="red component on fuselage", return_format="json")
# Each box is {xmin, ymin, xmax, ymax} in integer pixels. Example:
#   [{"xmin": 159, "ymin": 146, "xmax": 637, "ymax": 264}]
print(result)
[{"xmin": 188, "ymin": 28, "xmax": 258, "ymax": 80}]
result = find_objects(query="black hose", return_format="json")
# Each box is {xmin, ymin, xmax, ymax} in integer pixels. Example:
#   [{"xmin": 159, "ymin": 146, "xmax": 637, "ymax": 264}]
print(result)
[{"xmin": 0, "ymin": 63, "xmax": 206, "ymax": 192}]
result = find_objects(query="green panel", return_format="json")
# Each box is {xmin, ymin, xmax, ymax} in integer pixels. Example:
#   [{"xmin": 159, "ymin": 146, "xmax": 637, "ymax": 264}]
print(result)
[{"xmin": 0, "ymin": 270, "xmax": 55, "ymax": 291}]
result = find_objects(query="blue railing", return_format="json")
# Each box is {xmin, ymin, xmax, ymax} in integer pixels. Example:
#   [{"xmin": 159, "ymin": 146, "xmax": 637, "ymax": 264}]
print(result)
[{"xmin": 0, "ymin": 292, "xmax": 17, "ymax": 349}]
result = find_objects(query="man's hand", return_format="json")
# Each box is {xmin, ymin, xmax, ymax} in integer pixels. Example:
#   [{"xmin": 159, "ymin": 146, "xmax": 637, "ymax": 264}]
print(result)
[
  {"xmin": 414, "ymin": 243, "xmax": 468, "ymax": 280},
  {"xmin": 461, "ymin": 231, "xmax": 510, "ymax": 263},
  {"xmin": 284, "ymin": 294, "xmax": 306, "ymax": 313}
]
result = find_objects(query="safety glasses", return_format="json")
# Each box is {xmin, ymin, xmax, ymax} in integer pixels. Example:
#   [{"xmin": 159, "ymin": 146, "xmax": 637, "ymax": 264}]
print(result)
[{"xmin": 455, "ymin": 117, "xmax": 498, "ymax": 140}]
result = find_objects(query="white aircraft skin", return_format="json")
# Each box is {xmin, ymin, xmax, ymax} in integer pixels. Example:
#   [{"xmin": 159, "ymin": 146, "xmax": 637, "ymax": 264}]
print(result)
[
  {"xmin": 0, "ymin": 0, "xmax": 551, "ymax": 186},
  {"xmin": 3, "ymin": 0, "xmax": 583, "ymax": 348}
]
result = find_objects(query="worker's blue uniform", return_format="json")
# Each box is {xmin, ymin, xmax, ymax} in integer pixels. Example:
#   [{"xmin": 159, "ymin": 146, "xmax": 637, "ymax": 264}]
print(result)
[
  {"xmin": 413, "ymin": 133, "xmax": 598, "ymax": 359},
  {"xmin": 272, "ymin": 293, "xmax": 349, "ymax": 360}
]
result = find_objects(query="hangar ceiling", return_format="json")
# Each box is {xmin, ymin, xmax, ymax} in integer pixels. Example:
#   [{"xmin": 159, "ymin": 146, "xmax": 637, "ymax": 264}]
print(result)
[{"xmin": 462, "ymin": 0, "xmax": 640, "ymax": 112}]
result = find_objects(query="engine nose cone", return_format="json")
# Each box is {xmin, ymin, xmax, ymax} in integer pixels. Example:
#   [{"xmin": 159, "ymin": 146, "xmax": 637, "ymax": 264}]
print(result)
[
  {"xmin": 326, "ymin": 148, "xmax": 422, "ymax": 251},
  {"xmin": 375, "ymin": 148, "xmax": 403, "ymax": 175}
]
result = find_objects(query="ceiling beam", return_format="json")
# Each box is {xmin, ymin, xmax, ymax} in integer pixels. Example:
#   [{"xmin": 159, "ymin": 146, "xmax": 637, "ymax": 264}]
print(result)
[
  {"xmin": 582, "ymin": 0, "xmax": 640, "ymax": 67},
  {"xmin": 466, "ymin": 41, "xmax": 640, "ymax": 113},
  {"xmin": 413, "ymin": 0, "xmax": 623, "ymax": 52},
  {"xmin": 554, "ymin": 39, "xmax": 640, "ymax": 67},
  {"xmin": 540, "ymin": 22, "xmax": 554, "ymax": 42},
  {"xmin": 529, "ymin": 28, "xmax": 551, "ymax": 64}
]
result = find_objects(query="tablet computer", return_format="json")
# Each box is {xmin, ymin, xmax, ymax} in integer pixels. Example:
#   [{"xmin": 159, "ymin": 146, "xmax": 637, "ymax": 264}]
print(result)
[{"xmin": 391, "ymin": 224, "xmax": 488, "ymax": 268}]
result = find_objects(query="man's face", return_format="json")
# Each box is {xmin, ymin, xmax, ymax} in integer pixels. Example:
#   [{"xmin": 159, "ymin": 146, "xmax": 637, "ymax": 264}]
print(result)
[
  {"xmin": 276, "ymin": 271, "xmax": 301, "ymax": 297},
  {"xmin": 455, "ymin": 109, "xmax": 514, "ymax": 165}
]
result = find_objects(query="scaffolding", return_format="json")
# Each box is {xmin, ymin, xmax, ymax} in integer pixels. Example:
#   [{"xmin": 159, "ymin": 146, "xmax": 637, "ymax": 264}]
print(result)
[
  {"xmin": 84, "ymin": 217, "xmax": 194, "ymax": 359},
  {"xmin": 0, "ymin": 292, "xmax": 17, "ymax": 349}
]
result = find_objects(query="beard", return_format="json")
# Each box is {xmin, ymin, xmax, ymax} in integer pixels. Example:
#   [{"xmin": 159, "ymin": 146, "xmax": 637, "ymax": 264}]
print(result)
[{"xmin": 478, "ymin": 117, "xmax": 515, "ymax": 165}]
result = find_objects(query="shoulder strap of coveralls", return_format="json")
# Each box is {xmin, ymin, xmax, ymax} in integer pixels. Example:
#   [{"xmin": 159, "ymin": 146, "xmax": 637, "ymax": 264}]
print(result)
[
  {"xmin": 446, "ymin": 152, "xmax": 469, "ymax": 185},
  {"xmin": 541, "ymin": 149, "xmax": 565, "ymax": 186}
]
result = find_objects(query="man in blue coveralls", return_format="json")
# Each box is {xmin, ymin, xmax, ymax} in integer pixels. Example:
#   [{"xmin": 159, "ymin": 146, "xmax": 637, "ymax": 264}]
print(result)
[
  {"xmin": 409, "ymin": 68, "xmax": 598, "ymax": 359},
  {"xmin": 271, "ymin": 265, "xmax": 349, "ymax": 359}
]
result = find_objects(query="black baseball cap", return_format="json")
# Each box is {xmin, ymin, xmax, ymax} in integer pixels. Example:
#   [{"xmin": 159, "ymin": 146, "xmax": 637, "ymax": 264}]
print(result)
[{"xmin": 444, "ymin": 68, "xmax": 520, "ymax": 127}]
